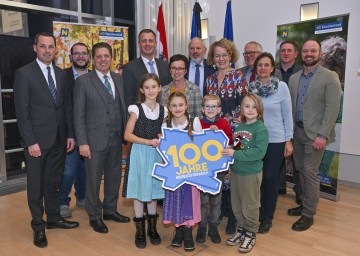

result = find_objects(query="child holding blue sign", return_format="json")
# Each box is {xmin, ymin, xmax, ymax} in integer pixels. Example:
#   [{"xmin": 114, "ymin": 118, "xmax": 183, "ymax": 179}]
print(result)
[
  {"xmin": 222, "ymin": 94, "xmax": 269, "ymax": 253},
  {"xmin": 162, "ymin": 92, "xmax": 203, "ymax": 252},
  {"xmin": 196, "ymin": 94, "xmax": 234, "ymax": 244},
  {"xmin": 123, "ymin": 73, "xmax": 167, "ymax": 249}
]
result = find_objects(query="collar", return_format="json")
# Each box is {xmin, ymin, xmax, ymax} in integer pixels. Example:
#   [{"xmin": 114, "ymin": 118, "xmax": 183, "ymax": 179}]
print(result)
[
  {"xmin": 36, "ymin": 58, "xmax": 52, "ymax": 70},
  {"xmin": 190, "ymin": 59, "xmax": 204, "ymax": 68},
  {"xmin": 141, "ymin": 55, "xmax": 155, "ymax": 64},
  {"xmin": 202, "ymin": 116, "xmax": 219, "ymax": 124},
  {"xmin": 95, "ymin": 69, "xmax": 111, "ymax": 80}
]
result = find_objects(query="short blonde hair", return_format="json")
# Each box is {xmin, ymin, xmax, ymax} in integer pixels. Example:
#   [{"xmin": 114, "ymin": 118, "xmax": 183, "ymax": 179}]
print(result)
[
  {"xmin": 240, "ymin": 94, "xmax": 264, "ymax": 122},
  {"xmin": 202, "ymin": 94, "xmax": 221, "ymax": 107},
  {"xmin": 207, "ymin": 38, "xmax": 239, "ymax": 66}
]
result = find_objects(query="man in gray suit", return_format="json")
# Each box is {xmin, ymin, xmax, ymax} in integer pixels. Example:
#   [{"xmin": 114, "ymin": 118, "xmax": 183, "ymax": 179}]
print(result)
[
  {"xmin": 122, "ymin": 29, "xmax": 172, "ymax": 108},
  {"xmin": 74, "ymin": 42, "xmax": 130, "ymax": 234},
  {"xmin": 287, "ymin": 39, "xmax": 341, "ymax": 231},
  {"xmin": 14, "ymin": 32, "xmax": 79, "ymax": 248},
  {"xmin": 238, "ymin": 41, "xmax": 282, "ymax": 83}
]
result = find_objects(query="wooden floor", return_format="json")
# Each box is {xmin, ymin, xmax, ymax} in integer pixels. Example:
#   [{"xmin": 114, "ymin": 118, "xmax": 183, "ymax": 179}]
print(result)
[{"xmin": 0, "ymin": 184, "xmax": 359, "ymax": 256}]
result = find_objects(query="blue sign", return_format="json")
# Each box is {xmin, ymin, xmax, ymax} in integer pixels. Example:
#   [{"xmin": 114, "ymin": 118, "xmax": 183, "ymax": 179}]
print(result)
[
  {"xmin": 152, "ymin": 128, "xmax": 234, "ymax": 195},
  {"xmin": 98, "ymin": 31, "xmax": 124, "ymax": 40},
  {"xmin": 315, "ymin": 21, "xmax": 343, "ymax": 34}
]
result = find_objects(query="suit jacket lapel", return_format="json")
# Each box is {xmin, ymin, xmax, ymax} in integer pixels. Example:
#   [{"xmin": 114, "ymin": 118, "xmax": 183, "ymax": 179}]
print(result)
[
  {"xmin": 89, "ymin": 71, "xmax": 111, "ymax": 104},
  {"xmin": 137, "ymin": 58, "xmax": 149, "ymax": 74},
  {"xmin": 32, "ymin": 61, "xmax": 56, "ymax": 104},
  {"xmin": 304, "ymin": 66, "xmax": 322, "ymax": 101}
]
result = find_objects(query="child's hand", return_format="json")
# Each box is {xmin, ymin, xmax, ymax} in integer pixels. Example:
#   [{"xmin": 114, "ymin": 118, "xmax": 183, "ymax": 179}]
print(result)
[
  {"xmin": 209, "ymin": 125, "xmax": 219, "ymax": 130},
  {"xmin": 148, "ymin": 138, "xmax": 160, "ymax": 148},
  {"xmin": 222, "ymin": 148, "xmax": 234, "ymax": 157}
]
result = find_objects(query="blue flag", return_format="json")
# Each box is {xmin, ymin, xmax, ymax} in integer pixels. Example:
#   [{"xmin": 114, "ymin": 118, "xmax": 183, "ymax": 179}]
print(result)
[
  {"xmin": 191, "ymin": 2, "xmax": 202, "ymax": 39},
  {"xmin": 223, "ymin": 0, "xmax": 234, "ymax": 41}
]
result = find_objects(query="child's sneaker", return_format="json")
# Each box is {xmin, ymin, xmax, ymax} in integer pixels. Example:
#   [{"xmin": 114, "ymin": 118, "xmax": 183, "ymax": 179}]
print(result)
[
  {"xmin": 238, "ymin": 231, "xmax": 256, "ymax": 253},
  {"xmin": 226, "ymin": 227, "xmax": 244, "ymax": 246}
]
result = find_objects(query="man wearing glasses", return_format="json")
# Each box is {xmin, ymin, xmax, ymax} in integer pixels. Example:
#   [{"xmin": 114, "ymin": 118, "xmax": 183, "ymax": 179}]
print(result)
[
  {"xmin": 238, "ymin": 41, "xmax": 282, "ymax": 84},
  {"xmin": 59, "ymin": 43, "xmax": 90, "ymax": 218}
]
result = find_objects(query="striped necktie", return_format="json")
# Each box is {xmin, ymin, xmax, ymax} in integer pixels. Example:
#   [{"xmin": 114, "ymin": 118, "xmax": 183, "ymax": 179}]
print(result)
[
  {"xmin": 103, "ymin": 75, "xmax": 114, "ymax": 99},
  {"xmin": 46, "ymin": 66, "xmax": 57, "ymax": 103}
]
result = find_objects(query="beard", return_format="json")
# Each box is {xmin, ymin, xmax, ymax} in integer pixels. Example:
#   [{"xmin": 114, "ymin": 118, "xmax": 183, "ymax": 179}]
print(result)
[
  {"xmin": 73, "ymin": 60, "xmax": 89, "ymax": 70},
  {"xmin": 302, "ymin": 56, "xmax": 320, "ymax": 67},
  {"xmin": 190, "ymin": 57, "xmax": 203, "ymax": 64}
]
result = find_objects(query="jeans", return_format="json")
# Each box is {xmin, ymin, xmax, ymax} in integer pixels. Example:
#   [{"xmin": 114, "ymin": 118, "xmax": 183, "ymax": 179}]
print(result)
[{"xmin": 59, "ymin": 147, "xmax": 86, "ymax": 206}]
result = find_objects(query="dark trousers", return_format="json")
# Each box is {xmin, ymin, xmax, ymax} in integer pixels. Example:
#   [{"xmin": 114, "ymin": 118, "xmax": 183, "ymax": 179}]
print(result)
[
  {"xmin": 85, "ymin": 135, "xmax": 122, "ymax": 220},
  {"xmin": 260, "ymin": 142, "xmax": 285, "ymax": 221},
  {"xmin": 25, "ymin": 131, "xmax": 66, "ymax": 231}
]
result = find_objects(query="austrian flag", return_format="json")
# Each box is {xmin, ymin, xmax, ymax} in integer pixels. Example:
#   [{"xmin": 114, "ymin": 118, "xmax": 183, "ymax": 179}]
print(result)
[{"xmin": 156, "ymin": 2, "xmax": 168, "ymax": 61}]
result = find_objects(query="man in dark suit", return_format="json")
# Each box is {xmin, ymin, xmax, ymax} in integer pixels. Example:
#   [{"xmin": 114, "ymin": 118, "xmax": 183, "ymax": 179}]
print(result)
[
  {"xmin": 73, "ymin": 42, "xmax": 130, "ymax": 234},
  {"xmin": 238, "ymin": 41, "xmax": 282, "ymax": 83},
  {"xmin": 277, "ymin": 40, "xmax": 303, "ymax": 200},
  {"xmin": 13, "ymin": 32, "xmax": 79, "ymax": 248},
  {"xmin": 288, "ymin": 39, "xmax": 341, "ymax": 231},
  {"xmin": 59, "ymin": 43, "xmax": 89, "ymax": 218},
  {"xmin": 122, "ymin": 29, "xmax": 172, "ymax": 108},
  {"xmin": 186, "ymin": 37, "xmax": 215, "ymax": 96}
]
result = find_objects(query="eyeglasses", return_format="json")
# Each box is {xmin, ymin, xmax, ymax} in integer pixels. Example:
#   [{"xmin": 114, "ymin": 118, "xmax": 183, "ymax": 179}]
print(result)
[
  {"xmin": 72, "ymin": 52, "xmax": 88, "ymax": 57},
  {"xmin": 170, "ymin": 67, "xmax": 186, "ymax": 72},
  {"xmin": 204, "ymin": 105, "xmax": 219, "ymax": 110},
  {"xmin": 243, "ymin": 51, "xmax": 260, "ymax": 57},
  {"xmin": 257, "ymin": 63, "xmax": 272, "ymax": 68},
  {"xmin": 214, "ymin": 53, "xmax": 229, "ymax": 59}
]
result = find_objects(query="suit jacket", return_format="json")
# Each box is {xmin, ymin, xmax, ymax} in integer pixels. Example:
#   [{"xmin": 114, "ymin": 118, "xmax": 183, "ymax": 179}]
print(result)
[
  {"xmin": 237, "ymin": 66, "xmax": 283, "ymax": 83},
  {"xmin": 185, "ymin": 59, "xmax": 216, "ymax": 96},
  {"xmin": 288, "ymin": 65, "xmax": 341, "ymax": 143},
  {"xmin": 14, "ymin": 60, "xmax": 73, "ymax": 149},
  {"xmin": 73, "ymin": 70, "xmax": 127, "ymax": 151},
  {"xmin": 122, "ymin": 57, "xmax": 172, "ymax": 108}
]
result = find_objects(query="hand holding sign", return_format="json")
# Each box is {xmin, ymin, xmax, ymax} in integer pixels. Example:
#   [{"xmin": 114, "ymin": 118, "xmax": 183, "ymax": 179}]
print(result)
[{"xmin": 152, "ymin": 128, "xmax": 233, "ymax": 194}]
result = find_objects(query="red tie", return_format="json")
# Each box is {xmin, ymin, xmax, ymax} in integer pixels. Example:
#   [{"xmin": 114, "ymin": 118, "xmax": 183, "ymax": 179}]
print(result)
[{"xmin": 249, "ymin": 70, "xmax": 256, "ymax": 83}]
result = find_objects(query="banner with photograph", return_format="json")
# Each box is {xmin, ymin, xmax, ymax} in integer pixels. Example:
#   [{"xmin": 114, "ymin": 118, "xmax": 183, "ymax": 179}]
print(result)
[
  {"xmin": 276, "ymin": 14, "xmax": 349, "ymax": 201},
  {"xmin": 53, "ymin": 21, "xmax": 129, "ymax": 70}
]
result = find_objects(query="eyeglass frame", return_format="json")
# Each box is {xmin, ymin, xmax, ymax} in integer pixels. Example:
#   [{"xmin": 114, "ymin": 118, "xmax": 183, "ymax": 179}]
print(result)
[
  {"xmin": 242, "ymin": 51, "xmax": 261, "ymax": 57},
  {"xmin": 203, "ymin": 105, "xmax": 220, "ymax": 110},
  {"xmin": 170, "ymin": 66, "xmax": 187, "ymax": 72}
]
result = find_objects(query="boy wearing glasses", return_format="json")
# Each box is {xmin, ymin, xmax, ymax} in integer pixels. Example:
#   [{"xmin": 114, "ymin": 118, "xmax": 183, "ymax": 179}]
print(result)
[{"xmin": 196, "ymin": 94, "xmax": 234, "ymax": 244}]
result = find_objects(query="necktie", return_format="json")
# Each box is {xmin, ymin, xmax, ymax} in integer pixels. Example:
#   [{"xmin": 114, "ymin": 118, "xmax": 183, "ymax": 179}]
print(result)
[
  {"xmin": 103, "ymin": 75, "xmax": 114, "ymax": 99},
  {"xmin": 46, "ymin": 67, "xmax": 57, "ymax": 103},
  {"xmin": 249, "ymin": 68, "xmax": 256, "ymax": 83},
  {"xmin": 194, "ymin": 64, "xmax": 200, "ymax": 86},
  {"xmin": 148, "ymin": 61, "xmax": 156, "ymax": 74}
]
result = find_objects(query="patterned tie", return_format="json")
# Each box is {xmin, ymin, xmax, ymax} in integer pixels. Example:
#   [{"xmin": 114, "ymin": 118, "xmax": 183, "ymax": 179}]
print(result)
[
  {"xmin": 46, "ymin": 66, "xmax": 57, "ymax": 103},
  {"xmin": 148, "ymin": 61, "xmax": 156, "ymax": 74},
  {"xmin": 103, "ymin": 75, "xmax": 114, "ymax": 99},
  {"xmin": 194, "ymin": 64, "xmax": 200, "ymax": 86}
]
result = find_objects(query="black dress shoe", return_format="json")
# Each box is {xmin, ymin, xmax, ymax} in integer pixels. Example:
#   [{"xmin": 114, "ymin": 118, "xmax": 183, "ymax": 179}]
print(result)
[
  {"xmin": 292, "ymin": 215, "xmax": 314, "ymax": 231},
  {"xmin": 287, "ymin": 206, "xmax": 303, "ymax": 216},
  {"xmin": 90, "ymin": 219, "xmax": 108, "ymax": 233},
  {"xmin": 47, "ymin": 218, "xmax": 79, "ymax": 229},
  {"xmin": 103, "ymin": 212, "xmax": 130, "ymax": 223},
  {"xmin": 34, "ymin": 230, "xmax": 48, "ymax": 248}
]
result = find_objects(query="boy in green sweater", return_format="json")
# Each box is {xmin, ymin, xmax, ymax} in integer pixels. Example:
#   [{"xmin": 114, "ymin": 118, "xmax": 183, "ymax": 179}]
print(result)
[{"xmin": 222, "ymin": 94, "xmax": 269, "ymax": 253}]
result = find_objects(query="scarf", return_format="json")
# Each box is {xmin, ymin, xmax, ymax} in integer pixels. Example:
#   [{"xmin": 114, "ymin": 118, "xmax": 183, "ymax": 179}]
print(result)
[{"xmin": 247, "ymin": 76, "xmax": 279, "ymax": 97}]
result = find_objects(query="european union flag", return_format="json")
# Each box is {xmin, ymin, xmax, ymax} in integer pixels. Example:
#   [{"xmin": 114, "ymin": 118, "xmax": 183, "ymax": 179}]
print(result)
[
  {"xmin": 223, "ymin": 0, "xmax": 233, "ymax": 42},
  {"xmin": 190, "ymin": 2, "xmax": 202, "ymax": 39}
]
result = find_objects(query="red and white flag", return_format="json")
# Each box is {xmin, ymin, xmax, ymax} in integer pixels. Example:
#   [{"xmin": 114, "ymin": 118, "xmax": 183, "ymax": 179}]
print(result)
[{"xmin": 156, "ymin": 2, "xmax": 168, "ymax": 61}]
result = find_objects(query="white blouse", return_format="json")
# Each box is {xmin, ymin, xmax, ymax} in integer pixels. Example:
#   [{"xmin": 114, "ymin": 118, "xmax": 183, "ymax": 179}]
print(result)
[{"xmin": 128, "ymin": 103, "xmax": 168, "ymax": 120}]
